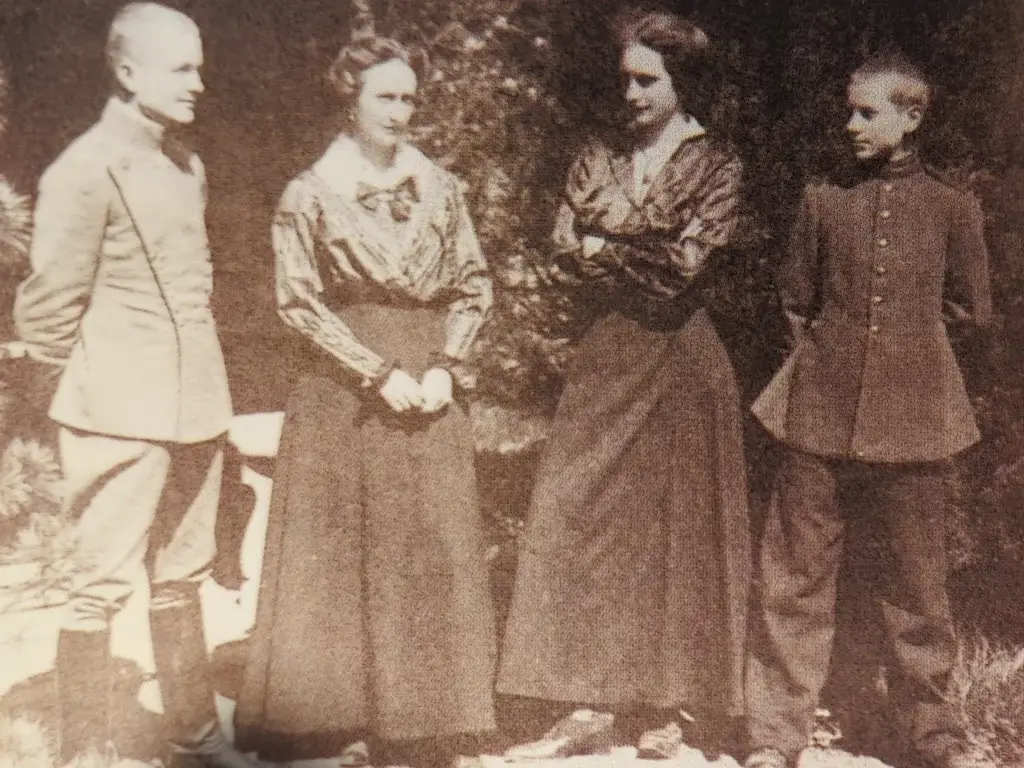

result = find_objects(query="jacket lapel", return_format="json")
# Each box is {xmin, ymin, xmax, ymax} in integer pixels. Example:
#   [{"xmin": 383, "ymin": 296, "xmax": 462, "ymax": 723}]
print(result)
[{"xmin": 98, "ymin": 99, "xmax": 204, "ymax": 305}]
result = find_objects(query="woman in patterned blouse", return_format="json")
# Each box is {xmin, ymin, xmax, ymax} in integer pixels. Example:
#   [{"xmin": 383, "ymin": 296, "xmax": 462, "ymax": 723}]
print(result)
[
  {"xmin": 234, "ymin": 35, "xmax": 497, "ymax": 768},
  {"xmin": 496, "ymin": 9, "xmax": 752, "ymax": 760}
]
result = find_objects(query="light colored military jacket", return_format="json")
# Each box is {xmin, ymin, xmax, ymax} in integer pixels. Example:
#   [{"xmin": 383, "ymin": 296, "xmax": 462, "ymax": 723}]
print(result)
[{"xmin": 14, "ymin": 98, "xmax": 232, "ymax": 443}]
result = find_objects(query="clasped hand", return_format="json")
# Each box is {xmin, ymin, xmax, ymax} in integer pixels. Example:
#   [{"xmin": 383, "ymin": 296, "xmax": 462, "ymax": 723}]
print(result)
[
  {"xmin": 378, "ymin": 367, "xmax": 453, "ymax": 415},
  {"xmin": 581, "ymin": 234, "xmax": 606, "ymax": 258}
]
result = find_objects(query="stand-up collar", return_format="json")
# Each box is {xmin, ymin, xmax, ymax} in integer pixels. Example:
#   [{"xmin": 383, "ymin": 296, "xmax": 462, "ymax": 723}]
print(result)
[
  {"xmin": 101, "ymin": 97, "xmax": 167, "ymax": 150},
  {"xmin": 880, "ymin": 149, "xmax": 923, "ymax": 180}
]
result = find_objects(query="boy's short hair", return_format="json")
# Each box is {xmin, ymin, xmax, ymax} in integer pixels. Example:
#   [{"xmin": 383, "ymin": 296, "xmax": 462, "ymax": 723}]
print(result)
[{"xmin": 850, "ymin": 52, "xmax": 933, "ymax": 114}]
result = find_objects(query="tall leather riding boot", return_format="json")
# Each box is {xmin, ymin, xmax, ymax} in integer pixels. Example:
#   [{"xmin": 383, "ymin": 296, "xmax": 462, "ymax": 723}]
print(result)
[
  {"xmin": 56, "ymin": 628, "xmax": 113, "ymax": 765},
  {"xmin": 209, "ymin": 443, "xmax": 255, "ymax": 591},
  {"xmin": 149, "ymin": 585, "xmax": 277, "ymax": 768}
]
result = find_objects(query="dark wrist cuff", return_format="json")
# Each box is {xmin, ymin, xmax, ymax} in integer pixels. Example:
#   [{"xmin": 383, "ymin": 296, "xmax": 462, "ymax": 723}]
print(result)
[
  {"xmin": 426, "ymin": 352, "xmax": 460, "ymax": 372},
  {"xmin": 367, "ymin": 360, "xmax": 399, "ymax": 389}
]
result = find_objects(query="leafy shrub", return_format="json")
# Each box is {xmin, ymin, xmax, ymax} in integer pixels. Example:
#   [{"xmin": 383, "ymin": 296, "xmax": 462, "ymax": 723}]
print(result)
[{"xmin": 950, "ymin": 635, "xmax": 1024, "ymax": 767}]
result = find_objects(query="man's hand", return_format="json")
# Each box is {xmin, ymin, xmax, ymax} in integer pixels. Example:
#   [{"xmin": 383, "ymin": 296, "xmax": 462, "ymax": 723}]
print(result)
[
  {"xmin": 420, "ymin": 367, "xmax": 454, "ymax": 414},
  {"xmin": 378, "ymin": 369, "xmax": 424, "ymax": 413}
]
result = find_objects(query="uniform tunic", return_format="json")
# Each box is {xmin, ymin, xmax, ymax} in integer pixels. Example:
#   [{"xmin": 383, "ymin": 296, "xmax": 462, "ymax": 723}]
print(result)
[
  {"xmin": 745, "ymin": 155, "xmax": 993, "ymax": 759},
  {"xmin": 752, "ymin": 155, "xmax": 992, "ymax": 462},
  {"xmin": 13, "ymin": 97, "xmax": 231, "ymax": 626}
]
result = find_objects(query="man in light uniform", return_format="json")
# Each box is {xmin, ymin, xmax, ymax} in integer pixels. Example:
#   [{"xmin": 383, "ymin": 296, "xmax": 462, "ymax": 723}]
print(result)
[{"xmin": 15, "ymin": 5, "xmax": 273, "ymax": 767}]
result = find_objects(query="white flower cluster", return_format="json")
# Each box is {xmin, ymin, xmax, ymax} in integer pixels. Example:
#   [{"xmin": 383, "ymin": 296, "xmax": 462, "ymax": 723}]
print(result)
[{"xmin": 0, "ymin": 176, "xmax": 31, "ymax": 271}]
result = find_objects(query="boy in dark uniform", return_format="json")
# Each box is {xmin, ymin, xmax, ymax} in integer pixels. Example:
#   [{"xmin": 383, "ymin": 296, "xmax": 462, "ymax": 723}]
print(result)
[{"xmin": 744, "ymin": 53, "xmax": 992, "ymax": 768}]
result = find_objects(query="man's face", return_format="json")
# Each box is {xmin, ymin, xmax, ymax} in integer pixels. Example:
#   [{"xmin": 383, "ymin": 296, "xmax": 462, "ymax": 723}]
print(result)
[
  {"xmin": 118, "ymin": 21, "xmax": 205, "ymax": 126},
  {"xmin": 353, "ymin": 58, "xmax": 418, "ymax": 151},
  {"xmin": 846, "ymin": 73, "xmax": 922, "ymax": 161},
  {"xmin": 621, "ymin": 43, "xmax": 679, "ymax": 136}
]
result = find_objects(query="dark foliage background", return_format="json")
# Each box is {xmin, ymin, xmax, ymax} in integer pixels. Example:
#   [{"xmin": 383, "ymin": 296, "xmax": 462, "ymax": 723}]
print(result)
[{"xmin": 0, "ymin": 0, "xmax": 1023, "ymax": 574}]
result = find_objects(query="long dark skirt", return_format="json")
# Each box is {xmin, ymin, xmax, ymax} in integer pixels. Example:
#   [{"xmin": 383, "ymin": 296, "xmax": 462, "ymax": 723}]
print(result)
[
  {"xmin": 234, "ymin": 303, "xmax": 497, "ymax": 760},
  {"xmin": 495, "ymin": 307, "xmax": 752, "ymax": 719}
]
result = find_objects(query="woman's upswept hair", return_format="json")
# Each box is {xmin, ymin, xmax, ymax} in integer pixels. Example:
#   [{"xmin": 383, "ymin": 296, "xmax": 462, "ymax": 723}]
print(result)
[
  {"xmin": 327, "ymin": 35, "xmax": 429, "ymax": 109},
  {"xmin": 611, "ymin": 8, "xmax": 719, "ymax": 125}
]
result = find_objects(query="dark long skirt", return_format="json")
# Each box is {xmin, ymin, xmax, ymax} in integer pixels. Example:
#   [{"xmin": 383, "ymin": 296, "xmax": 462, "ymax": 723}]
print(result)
[
  {"xmin": 495, "ymin": 307, "xmax": 752, "ymax": 719},
  {"xmin": 234, "ymin": 303, "xmax": 497, "ymax": 760}
]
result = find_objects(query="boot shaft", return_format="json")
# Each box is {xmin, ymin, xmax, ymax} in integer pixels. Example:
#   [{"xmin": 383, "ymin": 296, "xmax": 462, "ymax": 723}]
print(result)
[
  {"xmin": 149, "ymin": 587, "xmax": 217, "ymax": 742},
  {"xmin": 56, "ymin": 628, "xmax": 113, "ymax": 765}
]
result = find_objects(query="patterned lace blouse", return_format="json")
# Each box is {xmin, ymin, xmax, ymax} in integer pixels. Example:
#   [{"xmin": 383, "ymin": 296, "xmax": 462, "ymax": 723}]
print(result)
[{"xmin": 273, "ymin": 136, "xmax": 493, "ymax": 385}]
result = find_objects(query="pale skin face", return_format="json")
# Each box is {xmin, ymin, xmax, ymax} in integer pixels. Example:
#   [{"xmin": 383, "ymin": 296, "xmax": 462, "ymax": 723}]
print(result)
[
  {"xmin": 352, "ymin": 58, "xmax": 418, "ymax": 155},
  {"xmin": 620, "ymin": 42, "xmax": 681, "ymax": 138},
  {"xmin": 846, "ymin": 72, "xmax": 923, "ymax": 162},
  {"xmin": 115, "ymin": 17, "xmax": 205, "ymax": 127}
]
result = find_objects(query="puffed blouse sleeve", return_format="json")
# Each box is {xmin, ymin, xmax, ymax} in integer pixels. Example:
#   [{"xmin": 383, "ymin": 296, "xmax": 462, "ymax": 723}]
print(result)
[
  {"xmin": 603, "ymin": 151, "xmax": 744, "ymax": 301},
  {"xmin": 436, "ymin": 174, "xmax": 493, "ymax": 387},
  {"xmin": 549, "ymin": 148, "xmax": 621, "ymax": 290},
  {"xmin": 274, "ymin": 177, "xmax": 395, "ymax": 386},
  {"xmin": 551, "ymin": 142, "xmax": 743, "ymax": 303}
]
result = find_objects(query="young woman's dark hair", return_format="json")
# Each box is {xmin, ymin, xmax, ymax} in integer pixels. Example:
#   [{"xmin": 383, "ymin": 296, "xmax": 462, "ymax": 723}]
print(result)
[{"xmin": 611, "ymin": 8, "xmax": 720, "ymax": 125}]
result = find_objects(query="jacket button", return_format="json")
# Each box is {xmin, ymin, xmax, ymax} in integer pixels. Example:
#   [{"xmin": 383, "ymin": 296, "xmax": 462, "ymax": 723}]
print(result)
[
  {"xmin": 883, "ymin": 183, "xmax": 894, "ymax": 192},
  {"xmin": 871, "ymin": 295, "xmax": 883, "ymax": 304},
  {"xmin": 869, "ymin": 324, "xmax": 880, "ymax": 333},
  {"xmin": 880, "ymin": 210, "xmax": 892, "ymax": 219},
  {"xmin": 875, "ymin": 265, "xmax": 887, "ymax": 275},
  {"xmin": 878, "ymin": 237, "xmax": 889, "ymax": 246}
]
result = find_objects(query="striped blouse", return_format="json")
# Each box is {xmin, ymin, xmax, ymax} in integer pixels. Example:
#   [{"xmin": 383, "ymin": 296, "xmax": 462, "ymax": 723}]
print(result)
[{"xmin": 272, "ymin": 136, "xmax": 493, "ymax": 385}]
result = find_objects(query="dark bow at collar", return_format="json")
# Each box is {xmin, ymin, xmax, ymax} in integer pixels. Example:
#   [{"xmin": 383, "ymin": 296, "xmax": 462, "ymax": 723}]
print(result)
[{"xmin": 356, "ymin": 176, "xmax": 419, "ymax": 221}]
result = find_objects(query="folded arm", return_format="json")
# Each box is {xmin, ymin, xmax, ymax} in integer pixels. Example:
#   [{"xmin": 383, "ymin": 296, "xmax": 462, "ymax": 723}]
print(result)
[{"xmin": 594, "ymin": 154, "xmax": 744, "ymax": 301}]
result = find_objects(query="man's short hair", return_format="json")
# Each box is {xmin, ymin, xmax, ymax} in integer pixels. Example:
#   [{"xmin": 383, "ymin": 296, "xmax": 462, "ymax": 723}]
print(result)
[
  {"xmin": 850, "ymin": 51, "xmax": 933, "ymax": 113},
  {"xmin": 105, "ymin": 2, "xmax": 198, "ymax": 72}
]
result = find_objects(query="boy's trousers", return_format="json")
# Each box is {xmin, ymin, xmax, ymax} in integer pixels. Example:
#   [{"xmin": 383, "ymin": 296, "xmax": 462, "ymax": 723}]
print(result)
[
  {"xmin": 58, "ymin": 426, "xmax": 224, "ymax": 630},
  {"xmin": 745, "ymin": 446, "xmax": 961, "ymax": 759}
]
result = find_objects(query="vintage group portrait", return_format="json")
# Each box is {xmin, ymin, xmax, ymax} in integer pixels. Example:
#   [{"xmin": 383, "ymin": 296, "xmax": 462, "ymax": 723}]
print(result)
[{"xmin": 0, "ymin": 1, "xmax": 1023, "ymax": 768}]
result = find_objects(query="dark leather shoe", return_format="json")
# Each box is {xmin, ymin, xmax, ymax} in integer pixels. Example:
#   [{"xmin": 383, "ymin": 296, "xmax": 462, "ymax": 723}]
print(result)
[{"xmin": 168, "ymin": 721, "xmax": 278, "ymax": 768}]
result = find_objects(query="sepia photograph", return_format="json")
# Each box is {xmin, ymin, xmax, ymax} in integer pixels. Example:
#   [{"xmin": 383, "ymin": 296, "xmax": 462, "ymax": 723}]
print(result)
[{"xmin": 0, "ymin": 1, "xmax": 1023, "ymax": 768}]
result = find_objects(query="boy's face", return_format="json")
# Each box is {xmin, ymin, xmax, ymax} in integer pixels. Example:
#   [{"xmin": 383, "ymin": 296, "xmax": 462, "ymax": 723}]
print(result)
[{"xmin": 845, "ymin": 73, "xmax": 923, "ymax": 161}]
